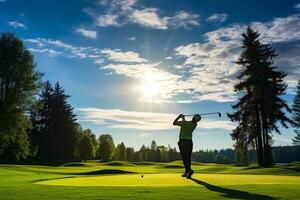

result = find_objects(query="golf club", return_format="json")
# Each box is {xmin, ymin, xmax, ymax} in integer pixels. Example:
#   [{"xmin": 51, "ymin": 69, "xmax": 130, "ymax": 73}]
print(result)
[{"xmin": 184, "ymin": 112, "xmax": 222, "ymax": 118}]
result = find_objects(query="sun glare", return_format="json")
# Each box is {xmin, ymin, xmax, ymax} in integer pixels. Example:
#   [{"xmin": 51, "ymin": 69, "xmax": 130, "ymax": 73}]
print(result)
[{"xmin": 137, "ymin": 76, "xmax": 162, "ymax": 102}]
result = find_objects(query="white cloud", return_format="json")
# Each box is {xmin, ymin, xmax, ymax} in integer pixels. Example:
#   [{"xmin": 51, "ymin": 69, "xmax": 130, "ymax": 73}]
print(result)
[
  {"xmin": 251, "ymin": 14, "xmax": 300, "ymax": 43},
  {"xmin": 127, "ymin": 36, "xmax": 136, "ymax": 41},
  {"xmin": 27, "ymin": 48, "xmax": 62, "ymax": 57},
  {"xmin": 8, "ymin": 20, "xmax": 27, "ymax": 29},
  {"xmin": 95, "ymin": 14, "xmax": 120, "ymax": 27},
  {"xmin": 99, "ymin": 0, "xmax": 137, "ymax": 12},
  {"xmin": 24, "ymin": 39, "xmax": 44, "ymax": 47},
  {"xmin": 87, "ymin": 0, "xmax": 138, "ymax": 27},
  {"xmin": 139, "ymin": 133, "xmax": 153, "ymax": 138},
  {"xmin": 101, "ymin": 48, "xmax": 148, "ymax": 63},
  {"xmin": 76, "ymin": 28, "xmax": 97, "ymax": 39},
  {"xmin": 94, "ymin": 59, "xmax": 104, "ymax": 64},
  {"xmin": 165, "ymin": 56, "xmax": 172, "ymax": 60},
  {"xmin": 174, "ymin": 37, "xmax": 240, "ymax": 102},
  {"xmin": 25, "ymin": 38, "xmax": 97, "ymax": 59},
  {"xmin": 273, "ymin": 135, "xmax": 292, "ymax": 145},
  {"xmin": 84, "ymin": 1, "xmax": 199, "ymax": 30},
  {"xmin": 168, "ymin": 11, "xmax": 199, "ymax": 28},
  {"xmin": 129, "ymin": 8, "xmax": 168, "ymax": 30},
  {"xmin": 77, "ymin": 107, "xmax": 235, "ymax": 131},
  {"xmin": 295, "ymin": 3, "xmax": 300, "ymax": 10},
  {"xmin": 177, "ymin": 100, "xmax": 193, "ymax": 104},
  {"xmin": 88, "ymin": 54, "xmax": 101, "ymax": 58},
  {"xmin": 128, "ymin": 9, "xmax": 199, "ymax": 30},
  {"xmin": 207, "ymin": 13, "xmax": 228, "ymax": 23}
]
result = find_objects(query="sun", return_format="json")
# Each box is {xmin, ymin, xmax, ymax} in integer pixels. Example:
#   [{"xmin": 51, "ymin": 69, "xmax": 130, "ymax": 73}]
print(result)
[{"xmin": 137, "ymin": 76, "xmax": 162, "ymax": 102}]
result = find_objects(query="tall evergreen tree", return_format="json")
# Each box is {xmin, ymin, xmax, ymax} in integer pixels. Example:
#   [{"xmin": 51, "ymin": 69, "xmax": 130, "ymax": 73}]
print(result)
[
  {"xmin": 292, "ymin": 80, "xmax": 300, "ymax": 145},
  {"xmin": 51, "ymin": 82, "xmax": 78, "ymax": 163},
  {"xmin": 228, "ymin": 26, "xmax": 292, "ymax": 167},
  {"xmin": 126, "ymin": 147, "xmax": 134, "ymax": 161},
  {"xmin": 30, "ymin": 81, "xmax": 53, "ymax": 162},
  {"xmin": 30, "ymin": 81, "xmax": 78, "ymax": 164},
  {"xmin": 149, "ymin": 140, "xmax": 157, "ymax": 161},
  {"xmin": 0, "ymin": 33, "xmax": 42, "ymax": 162},
  {"xmin": 115, "ymin": 142, "xmax": 127, "ymax": 161},
  {"xmin": 139, "ymin": 145, "xmax": 148, "ymax": 161}
]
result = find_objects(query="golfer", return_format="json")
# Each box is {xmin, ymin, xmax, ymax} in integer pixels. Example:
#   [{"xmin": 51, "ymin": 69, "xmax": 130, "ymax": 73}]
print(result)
[{"xmin": 173, "ymin": 114, "xmax": 201, "ymax": 179}]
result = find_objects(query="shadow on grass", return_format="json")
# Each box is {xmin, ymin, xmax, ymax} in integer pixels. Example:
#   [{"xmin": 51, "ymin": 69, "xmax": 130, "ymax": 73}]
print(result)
[
  {"xmin": 190, "ymin": 178, "xmax": 277, "ymax": 200},
  {"xmin": 163, "ymin": 165, "xmax": 184, "ymax": 169},
  {"xmin": 34, "ymin": 169, "xmax": 135, "ymax": 183},
  {"xmin": 33, "ymin": 176, "xmax": 76, "ymax": 183},
  {"xmin": 77, "ymin": 169, "xmax": 135, "ymax": 175}
]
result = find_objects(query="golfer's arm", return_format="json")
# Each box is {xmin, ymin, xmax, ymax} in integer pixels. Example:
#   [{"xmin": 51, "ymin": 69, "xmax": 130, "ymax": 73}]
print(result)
[
  {"xmin": 182, "ymin": 115, "xmax": 186, "ymax": 122},
  {"xmin": 173, "ymin": 115, "xmax": 184, "ymax": 126}
]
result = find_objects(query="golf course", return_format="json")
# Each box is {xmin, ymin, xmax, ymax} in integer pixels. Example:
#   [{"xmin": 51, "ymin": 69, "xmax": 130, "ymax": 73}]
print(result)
[
  {"xmin": 1, "ymin": 161, "xmax": 300, "ymax": 200},
  {"xmin": 2, "ymin": 1, "xmax": 300, "ymax": 200}
]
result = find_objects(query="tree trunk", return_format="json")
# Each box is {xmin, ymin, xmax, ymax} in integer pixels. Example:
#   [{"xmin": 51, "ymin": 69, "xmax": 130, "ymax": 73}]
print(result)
[
  {"xmin": 261, "ymin": 109, "xmax": 272, "ymax": 168},
  {"xmin": 254, "ymin": 136, "xmax": 260, "ymax": 164},
  {"xmin": 265, "ymin": 130, "xmax": 273, "ymax": 167},
  {"xmin": 255, "ymin": 106, "xmax": 264, "ymax": 167},
  {"xmin": 262, "ymin": 123, "xmax": 269, "ymax": 167}
]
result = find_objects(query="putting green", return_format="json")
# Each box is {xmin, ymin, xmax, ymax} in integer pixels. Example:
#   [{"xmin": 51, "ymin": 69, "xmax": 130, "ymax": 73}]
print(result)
[{"xmin": 36, "ymin": 173, "xmax": 300, "ymax": 187}]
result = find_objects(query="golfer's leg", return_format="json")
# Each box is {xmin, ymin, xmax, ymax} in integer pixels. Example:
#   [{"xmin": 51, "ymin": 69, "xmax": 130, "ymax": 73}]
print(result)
[
  {"xmin": 178, "ymin": 140, "xmax": 188, "ymax": 171},
  {"xmin": 182, "ymin": 140, "xmax": 190, "ymax": 172},
  {"xmin": 186, "ymin": 141, "xmax": 193, "ymax": 171}
]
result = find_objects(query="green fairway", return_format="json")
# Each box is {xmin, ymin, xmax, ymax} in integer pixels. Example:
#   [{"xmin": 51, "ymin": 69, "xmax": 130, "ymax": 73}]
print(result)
[
  {"xmin": 1, "ymin": 161, "xmax": 300, "ymax": 200},
  {"xmin": 37, "ymin": 173, "xmax": 300, "ymax": 187}
]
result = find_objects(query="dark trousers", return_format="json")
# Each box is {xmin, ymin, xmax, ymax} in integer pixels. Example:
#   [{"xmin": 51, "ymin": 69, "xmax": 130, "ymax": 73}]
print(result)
[{"xmin": 178, "ymin": 139, "xmax": 193, "ymax": 172}]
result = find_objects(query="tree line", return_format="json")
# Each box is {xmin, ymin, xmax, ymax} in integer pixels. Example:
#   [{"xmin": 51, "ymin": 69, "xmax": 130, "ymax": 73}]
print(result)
[
  {"xmin": 97, "ymin": 136, "xmax": 180, "ymax": 162},
  {"xmin": 192, "ymin": 146, "xmax": 300, "ymax": 164}
]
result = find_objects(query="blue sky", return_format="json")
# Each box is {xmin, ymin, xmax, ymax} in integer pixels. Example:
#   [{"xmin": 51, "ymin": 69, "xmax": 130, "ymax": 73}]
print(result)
[{"xmin": 1, "ymin": 0, "xmax": 300, "ymax": 151}]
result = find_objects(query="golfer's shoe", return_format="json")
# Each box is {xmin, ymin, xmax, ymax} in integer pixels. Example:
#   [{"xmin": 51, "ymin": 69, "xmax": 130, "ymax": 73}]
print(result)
[
  {"xmin": 181, "ymin": 172, "xmax": 188, "ymax": 177},
  {"xmin": 186, "ymin": 170, "xmax": 194, "ymax": 179}
]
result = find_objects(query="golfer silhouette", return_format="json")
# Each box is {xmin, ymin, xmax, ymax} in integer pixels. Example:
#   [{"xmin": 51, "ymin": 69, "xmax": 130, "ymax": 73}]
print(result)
[{"xmin": 173, "ymin": 114, "xmax": 201, "ymax": 179}]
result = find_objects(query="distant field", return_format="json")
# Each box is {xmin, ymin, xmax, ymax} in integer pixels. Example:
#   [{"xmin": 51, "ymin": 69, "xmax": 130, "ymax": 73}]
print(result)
[{"xmin": 1, "ymin": 161, "xmax": 300, "ymax": 199}]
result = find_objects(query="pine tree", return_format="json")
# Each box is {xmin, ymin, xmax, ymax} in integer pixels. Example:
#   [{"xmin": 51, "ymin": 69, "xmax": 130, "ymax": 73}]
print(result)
[
  {"xmin": 115, "ymin": 142, "xmax": 127, "ymax": 161},
  {"xmin": 292, "ymin": 80, "xmax": 300, "ymax": 145},
  {"xmin": 52, "ymin": 82, "xmax": 78, "ymax": 163},
  {"xmin": 149, "ymin": 140, "xmax": 157, "ymax": 161},
  {"xmin": 126, "ymin": 147, "xmax": 134, "ymax": 161},
  {"xmin": 30, "ymin": 81, "xmax": 78, "ymax": 164},
  {"xmin": 228, "ymin": 26, "xmax": 292, "ymax": 167},
  {"xmin": 30, "ymin": 81, "xmax": 53, "ymax": 162},
  {"xmin": 139, "ymin": 145, "xmax": 148, "ymax": 161}
]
